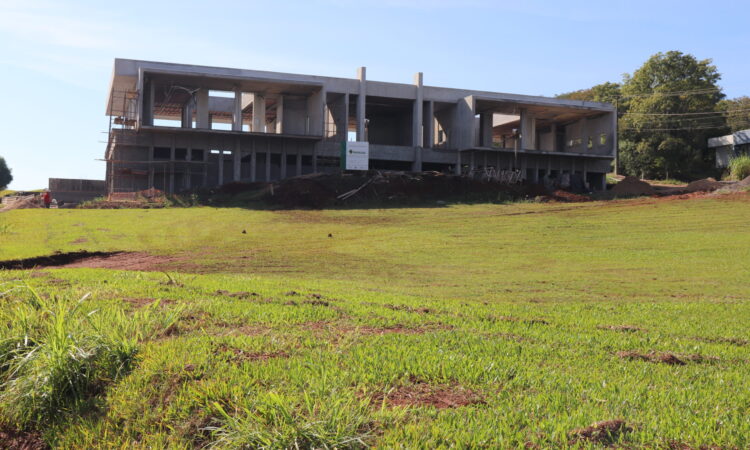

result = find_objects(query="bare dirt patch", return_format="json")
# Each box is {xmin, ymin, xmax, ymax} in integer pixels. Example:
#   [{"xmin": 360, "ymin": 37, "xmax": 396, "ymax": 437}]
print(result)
[
  {"xmin": 370, "ymin": 380, "xmax": 484, "ymax": 409},
  {"xmin": 215, "ymin": 290, "xmax": 259, "ymax": 299},
  {"xmin": 616, "ymin": 351, "xmax": 718, "ymax": 365},
  {"xmin": 383, "ymin": 303, "xmax": 432, "ymax": 314},
  {"xmin": 569, "ymin": 419, "xmax": 632, "ymax": 446},
  {"xmin": 598, "ymin": 325, "xmax": 643, "ymax": 333},
  {"xmin": 0, "ymin": 251, "xmax": 181, "ymax": 271},
  {"xmin": 123, "ymin": 297, "xmax": 176, "ymax": 308},
  {"xmin": 0, "ymin": 426, "xmax": 48, "ymax": 450},
  {"xmin": 216, "ymin": 344, "xmax": 290, "ymax": 362},
  {"xmin": 695, "ymin": 336, "xmax": 748, "ymax": 346}
]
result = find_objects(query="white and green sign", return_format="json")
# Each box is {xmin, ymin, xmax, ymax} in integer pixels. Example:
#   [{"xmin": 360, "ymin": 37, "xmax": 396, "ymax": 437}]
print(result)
[{"xmin": 341, "ymin": 141, "xmax": 369, "ymax": 171}]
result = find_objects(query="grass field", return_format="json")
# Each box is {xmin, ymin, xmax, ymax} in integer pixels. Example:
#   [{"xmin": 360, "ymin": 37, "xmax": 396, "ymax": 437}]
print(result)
[{"xmin": 1, "ymin": 195, "xmax": 749, "ymax": 448}]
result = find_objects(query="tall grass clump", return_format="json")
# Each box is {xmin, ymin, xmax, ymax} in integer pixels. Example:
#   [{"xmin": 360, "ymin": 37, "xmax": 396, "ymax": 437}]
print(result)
[
  {"xmin": 0, "ymin": 284, "xmax": 181, "ymax": 428},
  {"xmin": 208, "ymin": 392, "xmax": 373, "ymax": 449},
  {"xmin": 728, "ymin": 154, "xmax": 750, "ymax": 180}
]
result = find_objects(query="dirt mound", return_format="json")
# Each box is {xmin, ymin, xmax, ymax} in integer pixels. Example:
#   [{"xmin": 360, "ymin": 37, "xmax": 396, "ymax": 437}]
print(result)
[
  {"xmin": 611, "ymin": 176, "xmax": 655, "ymax": 196},
  {"xmin": 0, "ymin": 251, "xmax": 121, "ymax": 270},
  {"xmin": 371, "ymin": 380, "xmax": 484, "ymax": 409},
  {"xmin": 685, "ymin": 178, "xmax": 723, "ymax": 193},
  {"xmin": 569, "ymin": 419, "xmax": 632, "ymax": 445},
  {"xmin": 549, "ymin": 190, "xmax": 592, "ymax": 202},
  {"xmin": 267, "ymin": 171, "xmax": 543, "ymax": 208}
]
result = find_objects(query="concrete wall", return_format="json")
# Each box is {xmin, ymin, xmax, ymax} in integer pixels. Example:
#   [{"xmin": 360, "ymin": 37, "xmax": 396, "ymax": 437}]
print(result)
[{"xmin": 49, "ymin": 178, "xmax": 106, "ymax": 204}]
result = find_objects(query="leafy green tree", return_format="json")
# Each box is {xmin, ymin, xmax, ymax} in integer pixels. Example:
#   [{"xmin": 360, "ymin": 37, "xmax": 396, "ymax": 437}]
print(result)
[
  {"xmin": 718, "ymin": 96, "xmax": 750, "ymax": 132},
  {"xmin": 557, "ymin": 82, "xmax": 622, "ymax": 104},
  {"xmin": 619, "ymin": 51, "xmax": 725, "ymax": 179},
  {"xmin": 0, "ymin": 156, "xmax": 12, "ymax": 189}
]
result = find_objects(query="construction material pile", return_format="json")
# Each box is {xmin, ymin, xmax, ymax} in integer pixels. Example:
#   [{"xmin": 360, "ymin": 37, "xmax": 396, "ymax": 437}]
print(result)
[
  {"xmin": 266, "ymin": 171, "xmax": 550, "ymax": 208},
  {"xmin": 611, "ymin": 176, "xmax": 655, "ymax": 196},
  {"xmin": 0, "ymin": 194, "xmax": 42, "ymax": 211}
]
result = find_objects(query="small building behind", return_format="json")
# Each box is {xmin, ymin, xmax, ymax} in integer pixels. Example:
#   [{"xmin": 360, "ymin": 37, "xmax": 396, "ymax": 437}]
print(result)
[
  {"xmin": 48, "ymin": 178, "xmax": 106, "ymax": 204},
  {"xmin": 708, "ymin": 129, "xmax": 750, "ymax": 168}
]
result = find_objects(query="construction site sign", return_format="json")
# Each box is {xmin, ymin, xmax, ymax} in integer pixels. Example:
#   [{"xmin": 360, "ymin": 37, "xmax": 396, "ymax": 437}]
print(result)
[{"xmin": 341, "ymin": 142, "xmax": 369, "ymax": 171}]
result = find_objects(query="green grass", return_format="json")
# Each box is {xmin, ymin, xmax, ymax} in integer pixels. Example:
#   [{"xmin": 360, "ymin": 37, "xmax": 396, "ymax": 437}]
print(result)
[
  {"xmin": 728, "ymin": 154, "xmax": 750, "ymax": 180},
  {"xmin": 1, "ymin": 196, "xmax": 749, "ymax": 448}
]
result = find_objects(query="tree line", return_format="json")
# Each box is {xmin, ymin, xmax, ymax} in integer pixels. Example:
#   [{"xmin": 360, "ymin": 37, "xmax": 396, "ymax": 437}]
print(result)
[{"xmin": 557, "ymin": 51, "xmax": 747, "ymax": 180}]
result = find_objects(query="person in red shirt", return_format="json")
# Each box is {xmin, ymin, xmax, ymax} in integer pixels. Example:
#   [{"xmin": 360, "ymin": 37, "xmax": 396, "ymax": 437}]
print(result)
[{"xmin": 42, "ymin": 190, "xmax": 51, "ymax": 208}]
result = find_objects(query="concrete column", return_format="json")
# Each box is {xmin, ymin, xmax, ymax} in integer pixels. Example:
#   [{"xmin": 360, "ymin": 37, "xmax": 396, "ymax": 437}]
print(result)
[
  {"xmin": 424, "ymin": 101, "xmax": 434, "ymax": 148},
  {"xmin": 531, "ymin": 157, "xmax": 539, "ymax": 183},
  {"xmin": 480, "ymin": 113, "xmax": 493, "ymax": 147},
  {"xmin": 148, "ymin": 145, "xmax": 154, "ymax": 187},
  {"xmin": 185, "ymin": 145, "xmax": 192, "ymax": 189},
  {"xmin": 520, "ymin": 109, "xmax": 536, "ymax": 150},
  {"xmin": 253, "ymin": 94, "xmax": 266, "ymax": 133},
  {"xmin": 265, "ymin": 140, "xmax": 271, "ymax": 182},
  {"xmin": 455, "ymin": 151, "xmax": 462, "ymax": 175},
  {"xmin": 196, "ymin": 89, "xmax": 210, "ymax": 129},
  {"xmin": 412, "ymin": 72, "xmax": 424, "ymax": 147},
  {"xmin": 250, "ymin": 140, "xmax": 257, "ymax": 182},
  {"xmin": 296, "ymin": 147, "xmax": 302, "ymax": 176},
  {"xmin": 280, "ymin": 141, "xmax": 287, "ymax": 179},
  {"xmin": 580, "ymin": 117, "xmax": 588, "ymax": 153},
  {"xmin": 234, "ymin": 138, "xmax": 241, "ymax": 181},
  {"xmin": 611, "ymin": 110, "xmax": 618, "ymax": 172},
  {"xmin": 342, "ymin": 94, "xmax": 350, "ymax": 141},
  {"xmin": 169, "ymin": 145, "xmax": 175, "ymax": 193},
  {"xmin": 233, "ymin": 87, "xmax": 243, "ymax": 131},
  {"xmin": 356, "ymin": 67, "xmax": 366, "ymax": 141},
  {"xmin": 469, "ymin": 151, "xmax": 475, "ymax": 170},
  {"xmin": 218, "ymin": 151, "xmax": 224, "ymax": 186},
  {"xmin": 141, "ymin": 81, "xmax": 154, "ymax": 126},
  {"xmin": 312, "ymin": 143, "xmax": 318, "ymax": 172},
  {"xmin": 275, "ymin": 96, "xmax": 284, "ymax": 134},
  {"xmin": 182, "ymin": 99, "xmax": 193, "ymax": 128},
  {"xmin": 550, "ymin": 123, "xmax": 558, "ymax": 152}
]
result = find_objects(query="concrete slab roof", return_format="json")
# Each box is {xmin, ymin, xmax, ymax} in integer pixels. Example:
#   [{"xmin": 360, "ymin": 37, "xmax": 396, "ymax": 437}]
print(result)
[
  {"xmin": 708, "ymin": 129, "xmax": 750, "ymax": 147},
  {"xmin": 107, "ymin": 58, "xmax": 615, "ymax": 115}
]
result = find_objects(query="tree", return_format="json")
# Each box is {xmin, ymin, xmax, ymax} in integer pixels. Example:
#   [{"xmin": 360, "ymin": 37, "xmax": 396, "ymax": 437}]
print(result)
[
  {"xmin": 0, "ymin": 156, "xmax": 11, "ymax": 189},
  {"xmin": 718, "ymin": 96, "xmax": 750, "ymax": 132},
  {"xmin": 557, "ymin": 82, "xmax": 622, "ymax": 104},
  {"xmin": 619, "ymin": 51, "xmax": 725, "ymax": 179}
]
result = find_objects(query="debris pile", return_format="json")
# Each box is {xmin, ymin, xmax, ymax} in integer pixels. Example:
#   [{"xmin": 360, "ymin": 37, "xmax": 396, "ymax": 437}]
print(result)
[
  {"xmin": 684, "ymin": 177, "xmax": 724, "ymax": 193},
  {"xmin": 266, "ymin": 171, "xmax": 581, "ymax": 208},
  {"xmin": 611, "ymin": 176, "xmax": 655, "ymax": 196}
]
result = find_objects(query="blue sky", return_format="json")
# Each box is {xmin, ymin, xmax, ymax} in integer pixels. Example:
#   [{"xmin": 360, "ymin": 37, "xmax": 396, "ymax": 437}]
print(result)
[{"xmin": 1, "ymin": 0, "xmax": 748, "ymax": 189}]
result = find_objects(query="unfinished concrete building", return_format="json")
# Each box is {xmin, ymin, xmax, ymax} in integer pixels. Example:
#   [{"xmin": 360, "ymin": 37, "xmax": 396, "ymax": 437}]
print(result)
[{"xmin": 105, "ymin": 59, "xmax": 617, "ymax": 196}]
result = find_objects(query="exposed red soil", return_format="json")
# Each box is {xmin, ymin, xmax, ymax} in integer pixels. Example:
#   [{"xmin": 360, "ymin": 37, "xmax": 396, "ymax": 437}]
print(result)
[
  {"xmin": 569, "ymin": 419, "xmax": 632, "ymax": 445},
  {"xmin": 382, "ymin": 303, "xmax": 432, "ymax": 314},
  {"xmin": 598, "ymin": 325, "xmax": 643, "ymax": 333},
  {"xmin": 0, "ymin": 426, "xmax": 48, "ymax": 450},
  {"xmin": 492, "ymin": 315, "xmax": 550, "ymax": 325},
  {"xmin": 370, "ymin": 380, "xmax": 484, "ymax": 409},
  {"xmin": 695, "ymin": 336, "xmax": 747, "ymax": 346},
  {"xmin": 549, "ymin": 190, "xmax": 592, "ymax": 202},
  {"xmin": 216, "ymin": 344, "xmax": 289, "ymax": 362},
  {"xmin": 612, "ymin": 176, "xmax": 655, "ymax": 196},
  {"xmin": 123, "ymin": 297, "xmax": 176, "ymax": 308},
  {"xmin": 59, "ymin": 252, "xmax": 180, "ymax": 271},
  {"xmin": 215, "ymin": 290, "xmax": 259, "ymax": 299},
  {"xmin": 616, "ymin": 351, "xmax": 718, "ymax": 365}
]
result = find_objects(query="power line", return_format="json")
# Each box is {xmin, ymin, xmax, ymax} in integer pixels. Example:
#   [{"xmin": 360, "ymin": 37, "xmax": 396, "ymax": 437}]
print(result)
[
  {"xmin": 620, "ymin": 108, "xmax": 750, "ymax": 117},
  {"xmin": 616, "ymin": 88, "xmax": 723, "ymax": 99}
]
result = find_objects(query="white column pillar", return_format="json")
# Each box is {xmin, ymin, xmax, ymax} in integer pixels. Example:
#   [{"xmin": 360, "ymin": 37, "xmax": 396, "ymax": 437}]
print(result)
[
  {"xmin": 232, "ymin": 87, "xmax": 243, "ymax": 132},
  {"xmin": 356, "ymin": 67, "xmax": 366, "ymax": 141},
  {"xmin": 424, "ymin": 101, "xmax": 434, "ymax": 148},
  {"xmin": 252, "ymin": 94, "xmax": 266, "ymax": 133},
  {"xmin": 275, "ymin": 96, "xmax": 284, "ymax": 134},
  {"xmin": 412, "ymin": 72, "xmax": 424, "ymax": 172},
  {"xmin": 196, "ymin": 89, "xmax": 209, "ymax": 129}
]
